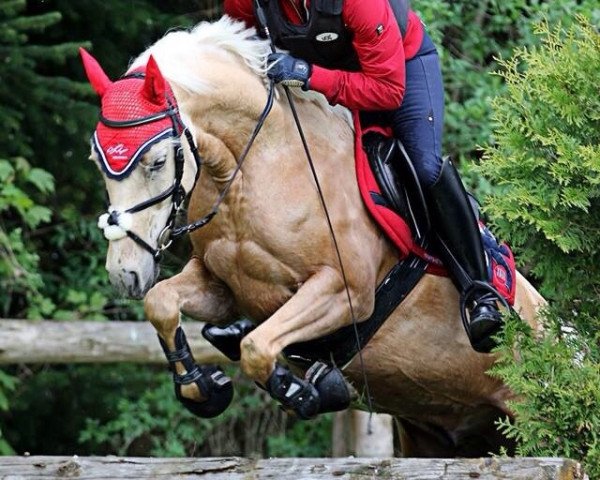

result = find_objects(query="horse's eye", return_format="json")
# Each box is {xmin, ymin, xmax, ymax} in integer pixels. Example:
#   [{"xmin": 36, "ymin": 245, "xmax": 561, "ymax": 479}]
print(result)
[{"xmin": 148, "ymin": 158, "xmax": 166, "ymax": 172}]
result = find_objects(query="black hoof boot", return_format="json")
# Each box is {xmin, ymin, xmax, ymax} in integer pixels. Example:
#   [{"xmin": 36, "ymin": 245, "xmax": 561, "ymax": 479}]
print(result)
[
  {"xmin": 265, "ymin": 362, "xmax": 351, "ymax": 419},
  {"xmin": 159, "ymin": 327, "xmax": 234, "ymax": 418},
  {"xmin": 305, "ymin": 361, "xmax": 351, "ymax": 413},
  {"xmin": 266, "ymin": 364, "xmax": 321, "ymax": 419},
  {"xmin": 467, "ymin": 292, "xmax": 504, "ymax": 353},
  {"xmin": 202, "ymin": 319, "xmax": 255, "ymax": 361}
]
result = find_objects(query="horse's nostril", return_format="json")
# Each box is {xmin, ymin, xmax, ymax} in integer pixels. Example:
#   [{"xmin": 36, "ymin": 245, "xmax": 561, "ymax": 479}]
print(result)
[{"xmin": 125, "ymin": 270, "xmax": 140, "ymax": 291}]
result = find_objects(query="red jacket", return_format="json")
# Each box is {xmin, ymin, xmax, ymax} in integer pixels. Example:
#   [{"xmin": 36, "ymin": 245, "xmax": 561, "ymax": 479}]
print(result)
[{"xmin": 223, "ymin": 0, "xmax": 424, "ymax": 111}]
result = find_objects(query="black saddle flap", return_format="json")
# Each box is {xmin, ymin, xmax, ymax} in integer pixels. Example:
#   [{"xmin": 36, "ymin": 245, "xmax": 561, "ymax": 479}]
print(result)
[{"xmin": 362, "ymin": 132, "xmax": 431, "ymax": 241}]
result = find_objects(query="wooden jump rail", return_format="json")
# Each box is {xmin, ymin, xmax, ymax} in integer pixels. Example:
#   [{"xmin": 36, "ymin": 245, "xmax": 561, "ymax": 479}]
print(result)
[
  {"xmin": 0, "ymin": 319, "xmax": 228, "ymax": 364},
  {"xmin": 0, "ymin": 455, "xmax": 587, "ymax": 479},
  {"xmin": 0, "ymin": 319, "xmax": 396, "ymax": 458}
]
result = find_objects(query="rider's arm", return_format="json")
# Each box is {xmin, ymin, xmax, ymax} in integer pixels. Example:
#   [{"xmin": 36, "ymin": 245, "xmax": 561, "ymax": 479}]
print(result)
[{"xmin": 309, "ymin": 1, "xmax": 422, "ymax": 111}]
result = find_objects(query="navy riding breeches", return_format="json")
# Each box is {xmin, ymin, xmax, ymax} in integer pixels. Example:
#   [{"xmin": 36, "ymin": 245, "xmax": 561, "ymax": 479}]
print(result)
[{"xmin": 361, "ymin": 32, "xmax": 445, "ymax": 188}]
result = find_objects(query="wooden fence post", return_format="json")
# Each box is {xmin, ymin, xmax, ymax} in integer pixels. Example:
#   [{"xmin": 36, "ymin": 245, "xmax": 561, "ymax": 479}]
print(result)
[{"xmin": 332, "ymin": 409, "xmax": 394, "ymax": 457}]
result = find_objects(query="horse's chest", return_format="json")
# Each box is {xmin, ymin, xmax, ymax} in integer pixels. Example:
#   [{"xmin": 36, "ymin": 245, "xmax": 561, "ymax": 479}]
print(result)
[{"xmin": 203, "ymin": 238, "xmax": 301, "ymax": 318}]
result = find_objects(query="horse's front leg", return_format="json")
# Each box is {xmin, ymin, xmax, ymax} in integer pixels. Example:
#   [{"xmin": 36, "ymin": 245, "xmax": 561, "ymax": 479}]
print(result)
[
  {"xmin": 144, "ymin": 256, "xmax": 238, "ymax": 418},
  {"xmin": 240, "ymin": 266, "xmax": 370, "ymax": 419}
]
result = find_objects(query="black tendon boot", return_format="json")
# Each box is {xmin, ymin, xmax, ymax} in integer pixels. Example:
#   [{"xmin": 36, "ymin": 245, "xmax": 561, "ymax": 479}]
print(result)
[{"xmin": 427, "ymin": 158, "xmax": 504, "ymax": 353}]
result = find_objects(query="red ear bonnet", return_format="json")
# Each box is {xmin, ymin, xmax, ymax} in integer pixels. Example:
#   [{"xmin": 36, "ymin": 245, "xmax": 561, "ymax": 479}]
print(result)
[{"xmin": 84, "ymin": 51, "xmax": 180, "ymax": 179}]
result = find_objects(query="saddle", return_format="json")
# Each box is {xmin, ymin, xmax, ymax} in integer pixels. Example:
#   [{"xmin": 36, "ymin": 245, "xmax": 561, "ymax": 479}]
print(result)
[{"xmin": 362, "ymin": 130, "xmax": 431, "ymax": 246}]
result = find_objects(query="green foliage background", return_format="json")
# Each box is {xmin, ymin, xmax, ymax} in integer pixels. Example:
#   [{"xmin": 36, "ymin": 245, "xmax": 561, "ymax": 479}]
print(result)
[
  {"xmin": 0, "ymin": 0, "xmax": 599, "ymax": 469},
  {"xmin": 477, "ymin": 18, "xmax": 600, "ymax": 476}
]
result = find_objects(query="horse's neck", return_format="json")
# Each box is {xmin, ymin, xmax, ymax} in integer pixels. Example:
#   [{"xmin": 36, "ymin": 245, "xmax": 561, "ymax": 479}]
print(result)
[
  {"xmin": 177, "ymin": 71, "xmax": 274, "ymax": 166},
  {"xmin": 175, "ymin": 54, "xmax": 354, "ymax": 226}
]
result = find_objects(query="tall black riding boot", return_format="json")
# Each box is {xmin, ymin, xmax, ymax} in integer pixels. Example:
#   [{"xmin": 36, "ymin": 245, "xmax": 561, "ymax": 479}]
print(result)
[{"xmin": 427, "ymin": 157, "xmax": 503, "ymax": 353}]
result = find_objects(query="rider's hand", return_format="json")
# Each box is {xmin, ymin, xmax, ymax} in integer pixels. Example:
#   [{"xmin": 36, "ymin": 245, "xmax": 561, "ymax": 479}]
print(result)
[{"xmin": 266, "ymin": 52, "xmax": 311, "ymax": 90}]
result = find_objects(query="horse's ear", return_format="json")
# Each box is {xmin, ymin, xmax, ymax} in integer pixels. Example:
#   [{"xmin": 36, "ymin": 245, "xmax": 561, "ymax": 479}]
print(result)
[
  {"xmin": 142, "ymin": 55, "xmax": 167, "ymax": 105},
  {"xmin": 79, "ymin": 47, "xmax": 112, "ymax": 97}
]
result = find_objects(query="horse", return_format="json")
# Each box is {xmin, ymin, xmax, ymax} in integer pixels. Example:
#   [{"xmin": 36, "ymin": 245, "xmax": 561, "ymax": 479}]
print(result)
[{"xmin": 80, "ymin": 16, "xmax": 545, "ymax": 457}]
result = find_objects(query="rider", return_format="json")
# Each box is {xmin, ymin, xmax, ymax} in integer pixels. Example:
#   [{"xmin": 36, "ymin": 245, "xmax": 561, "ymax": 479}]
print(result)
[{"xmin": 217, "ymin": 0, "xmax": 504, "ymax": 353}]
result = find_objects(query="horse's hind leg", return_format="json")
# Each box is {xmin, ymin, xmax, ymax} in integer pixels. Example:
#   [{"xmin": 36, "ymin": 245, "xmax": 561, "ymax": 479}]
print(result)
[
  {"xmin": 144, "ymin": 256, "xmax": 238, "ymax": 418},
  {"xmin": 239, "ymin": 266, "xmax": 369, "ymax": 419}
]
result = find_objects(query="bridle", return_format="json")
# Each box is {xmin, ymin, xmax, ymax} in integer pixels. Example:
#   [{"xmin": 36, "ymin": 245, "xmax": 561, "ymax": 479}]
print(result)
[
  {"xmin": 97, "ymin": 72, "xmax": 202, "ymax": 261},
  {"xmin": 97, "ymin": 70, "xmax": 275, "ymax": 262}
]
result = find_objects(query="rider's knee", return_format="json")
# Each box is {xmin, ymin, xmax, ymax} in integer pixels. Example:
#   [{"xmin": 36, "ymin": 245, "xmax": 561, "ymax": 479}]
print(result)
[{"xmin": 413, "ymin": 150, "xmax": 444, "ymax": 188}]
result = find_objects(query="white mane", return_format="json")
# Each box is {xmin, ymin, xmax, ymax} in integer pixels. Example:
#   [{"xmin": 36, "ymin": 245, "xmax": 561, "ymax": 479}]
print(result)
[
  {"xmin": 129, "ymin": 16, "xmax": 269, "ymax": 94},
  {"xmin": 129, "ymin": 15, "xmax": 351, "ymax": 125}
]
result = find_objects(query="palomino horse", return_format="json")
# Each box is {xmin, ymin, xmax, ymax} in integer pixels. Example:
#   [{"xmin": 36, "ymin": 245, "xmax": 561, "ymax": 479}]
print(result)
[{"xmin": 81, "ymin": 17, "xmax": 544, "ymax": 456}]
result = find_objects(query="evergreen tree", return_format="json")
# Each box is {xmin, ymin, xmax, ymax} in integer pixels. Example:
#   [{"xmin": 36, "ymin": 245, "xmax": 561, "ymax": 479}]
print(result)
[
  {"xmin": 480, "ymin": 16, "xmax": 600, "ymax": 316},
  {"xmin": 0, "ymin": 0, "xmax": 66, "ymax": 318},
  {"xmin": 1, "ymin": 0, "xmax": 90, "ymax": 159},
  {"xmin": 0, "ymin": 0, "xmax": 64, "ymax": 454},
  {"xmin": 479, "ymin": 17, "xmax": 600, "ymax": 476}
]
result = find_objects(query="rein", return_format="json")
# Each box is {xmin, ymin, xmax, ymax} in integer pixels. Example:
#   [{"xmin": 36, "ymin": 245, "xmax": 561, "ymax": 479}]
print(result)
[{"xmin": 170, "ymin": 80, "xmax": 276, "ymax": 238}]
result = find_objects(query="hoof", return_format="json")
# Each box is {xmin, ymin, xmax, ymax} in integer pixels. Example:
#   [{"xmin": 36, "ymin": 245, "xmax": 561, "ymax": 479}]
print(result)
[{"xmin": 174, "ymin": 364, "xmax": 234, "ymax": 418}]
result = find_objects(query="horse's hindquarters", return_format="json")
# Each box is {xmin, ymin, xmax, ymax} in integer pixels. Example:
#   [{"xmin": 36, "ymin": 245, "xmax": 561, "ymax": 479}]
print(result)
[{"xmin": 342, "ymin": 275, "xmax": 509, "ymax": 448}]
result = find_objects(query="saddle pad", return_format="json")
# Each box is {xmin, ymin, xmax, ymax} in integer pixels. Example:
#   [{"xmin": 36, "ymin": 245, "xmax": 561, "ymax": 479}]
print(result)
[
  {"xmin": 352, "ymin": 112, "xmax": 516, "ymax": 305},
  {"xmin": 353, "ymin": 113, "xmax": 443, "ymax": 272},
  {"xmin": 480, "ymin": 221, "xmax": 517, "ymax": 305}
]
